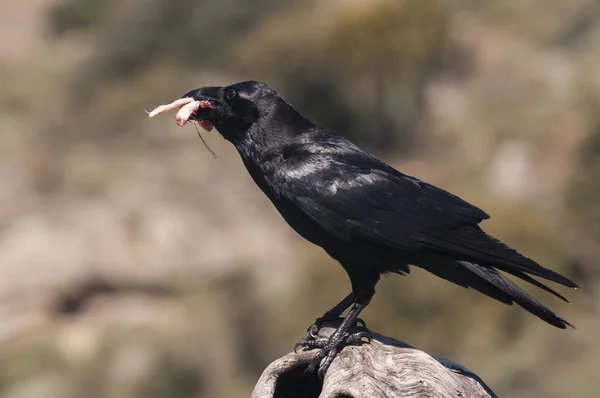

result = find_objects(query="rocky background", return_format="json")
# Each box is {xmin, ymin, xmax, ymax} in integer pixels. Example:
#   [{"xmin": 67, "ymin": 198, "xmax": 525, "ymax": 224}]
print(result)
[{"xmin": 0, "ymin": 0, "xmax": 599, "ymax": 397}]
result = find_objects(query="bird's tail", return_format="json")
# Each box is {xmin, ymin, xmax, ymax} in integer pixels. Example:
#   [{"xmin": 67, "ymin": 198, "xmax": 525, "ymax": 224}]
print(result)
[
  {"xmin": 427, "ymin": 227, "xmax": 579, "ymax": 289},
  {"xmin": 417, "ymin": 254, "xmax": 574, "ymax": 329},
  {"xmin": 458, "ymin": 261, "xmax": 574, "ymax": 329}
]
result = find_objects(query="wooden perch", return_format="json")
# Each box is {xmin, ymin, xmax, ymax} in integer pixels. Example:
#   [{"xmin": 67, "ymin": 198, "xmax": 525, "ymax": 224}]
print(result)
[{"xmin": 252, "ymin": 322, "xmax": 497, "ymax": 398}]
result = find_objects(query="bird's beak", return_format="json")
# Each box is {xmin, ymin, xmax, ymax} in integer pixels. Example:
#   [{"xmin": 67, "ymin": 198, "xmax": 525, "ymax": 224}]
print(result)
[{"xmin": 180, "ymin": 87, "xmax": 222, "ymax": 122}]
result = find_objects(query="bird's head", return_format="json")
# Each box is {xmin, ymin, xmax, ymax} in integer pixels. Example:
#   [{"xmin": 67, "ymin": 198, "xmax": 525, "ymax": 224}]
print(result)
[
  {"xmin": 181, "ymin": 81, "xmax": 271, "ymax": 141},
  {"xmin": 180, "ymin": 81, "xmax": 311, "ymax": 145}
]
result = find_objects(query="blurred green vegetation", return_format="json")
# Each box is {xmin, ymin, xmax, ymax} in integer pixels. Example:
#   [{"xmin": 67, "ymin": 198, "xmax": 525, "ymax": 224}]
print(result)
[{"xmin": 0, "ymin": 0, "xmax": 599, "ymax": 397}]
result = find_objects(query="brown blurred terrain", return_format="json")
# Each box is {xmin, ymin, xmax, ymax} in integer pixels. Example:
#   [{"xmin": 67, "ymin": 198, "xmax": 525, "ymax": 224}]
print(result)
[{"xmin": 0, "ymin": 0, "xmax": 599, "ymax": 397}]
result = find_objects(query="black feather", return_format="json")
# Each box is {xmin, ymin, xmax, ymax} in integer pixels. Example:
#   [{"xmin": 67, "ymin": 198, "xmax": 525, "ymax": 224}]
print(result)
[
  {"xmin": 459, "ymin": 261, "xmax": 574, "ymax": 329},
  {"xmin": 183, "ymin": 80, "xmax": 576, "ymax": 330}
]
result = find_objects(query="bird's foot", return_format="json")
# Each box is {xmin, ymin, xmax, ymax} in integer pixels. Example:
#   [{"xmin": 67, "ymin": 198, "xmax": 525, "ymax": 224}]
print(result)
[
  {"xmin": 355, "ymin": 317, "xmax": 368, "ymax": 329},
  {"xmin": 302, "ymin": 330, "xmax": 372, "ymax": 378},
  {"xmin": 293, "ymin": 317, "xmax": 368, "ymax": 352},
  {"xmin": 294, "ymin": 323, "xmax": 320, "ymax": 352}
]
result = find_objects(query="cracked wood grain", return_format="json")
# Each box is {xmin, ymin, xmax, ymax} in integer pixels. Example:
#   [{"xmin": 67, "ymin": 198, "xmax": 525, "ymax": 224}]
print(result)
[{"xmin": 252, "ymin": 323, "xmax": 497, "ymax": 398}]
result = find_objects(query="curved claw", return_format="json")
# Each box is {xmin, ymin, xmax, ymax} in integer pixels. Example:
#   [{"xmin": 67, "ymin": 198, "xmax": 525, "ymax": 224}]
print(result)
[
  {"xmin": 294, "ymin": 339, "xmax": 312, "ymax": 353},
  {"xmin": 355, "ymin": 317, "xmax": 368, "ymax": 329},
  {"xmin": 302, "ymin": 329, "xmax": 373, "ymax": 378},
  {"xmin": 294, "ymin": 323, "xmax": 321, "ymax": 352},
  {"xmin": 345, "ymin": 330, "xmax": 372, "ymax": 345}
]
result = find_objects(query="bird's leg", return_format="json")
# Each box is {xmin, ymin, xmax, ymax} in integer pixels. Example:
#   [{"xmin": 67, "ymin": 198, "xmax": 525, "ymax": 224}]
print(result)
[
  {"xmin": 320, "ymin": 293, "xmax": 367, "ymax": 327},
  {"xmin": 294, "ymin": 293, "xmax": 356, "ymax": 351},
  {"xmin": 303, "ymin": 300, "xmax": 371, "ymax": 378}
]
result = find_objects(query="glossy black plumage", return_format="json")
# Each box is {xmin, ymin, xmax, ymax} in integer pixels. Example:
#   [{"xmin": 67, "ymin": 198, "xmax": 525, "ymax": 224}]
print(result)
[{"xmin": 184, "ymin": 81, "xmax": 577, "ymax": 341}]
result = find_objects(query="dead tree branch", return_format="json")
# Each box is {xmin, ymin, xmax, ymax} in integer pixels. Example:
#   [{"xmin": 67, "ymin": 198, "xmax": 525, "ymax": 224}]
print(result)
[{"xmin": 252, "ymin": 323, "xmax": 497, "ymax": 398}]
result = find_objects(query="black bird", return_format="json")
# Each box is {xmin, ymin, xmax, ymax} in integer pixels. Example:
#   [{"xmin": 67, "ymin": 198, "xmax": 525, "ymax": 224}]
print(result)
[{"xmin": 178, "ymin": 81, "xmax": 577, "ymax": 376}]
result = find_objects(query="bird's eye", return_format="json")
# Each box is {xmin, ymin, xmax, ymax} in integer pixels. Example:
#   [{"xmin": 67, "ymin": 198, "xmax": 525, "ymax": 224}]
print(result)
[{"xmin": 225, "ymin": 89, "xmax": 237, "ymax": 101}]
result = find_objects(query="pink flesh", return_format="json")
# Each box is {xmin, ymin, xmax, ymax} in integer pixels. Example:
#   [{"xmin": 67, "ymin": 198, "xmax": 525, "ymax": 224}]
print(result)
[
  {"xmin": 148, "ymin": 98, "xmax": 213, "ymax": 131},
  {"xmin": 198, "ymin": 120, "xmax": 214, "ymax": 132},
  {"xmin": 148, "ymin": 97, "xmax": 194, "ymax": 118},
  {"xmin": 175, "ymin": 101, "xmax": 200, "ymax": 126}
]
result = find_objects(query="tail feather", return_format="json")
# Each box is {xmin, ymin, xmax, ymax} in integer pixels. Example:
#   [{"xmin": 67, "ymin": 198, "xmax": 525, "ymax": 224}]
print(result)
[
  {"xmin": 500, "ymin": 269, "xmax": 569, "ymax": 303},
  {"xmin": 426, "ymin": 227, "xmax": 579, "ymax": 289},
  {"xmin": 459, "ymin": 261, "xmax": 574, "ymax": 329},
  {"xmin": 419, "ymin": 260, "xmax": 516, "ymax": 305}
]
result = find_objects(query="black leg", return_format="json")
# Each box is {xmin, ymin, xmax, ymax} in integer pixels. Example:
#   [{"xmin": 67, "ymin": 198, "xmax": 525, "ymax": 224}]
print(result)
[
  {"xmin": 303, "ymin": 300, "xmax": 371, "ymax": 378},
  {"xmin": 319, "ymin": 293, "xmax": 368, "ymax": 329},
  {"xmin": 320, "ymin": 293, "xmax": 355, "ymax": 320},
  {"xmin": 294, "ymin": 293, "xmax": 355, "ymax": 351},
  {"xmin": 297, "ymin": 266, "xmax": 379, "ymax": 377}
]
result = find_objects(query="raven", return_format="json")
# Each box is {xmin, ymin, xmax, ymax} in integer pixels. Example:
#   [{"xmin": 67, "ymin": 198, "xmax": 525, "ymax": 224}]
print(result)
[{"xmin": 172, "ymin": 81, "xmax": 577, "ymax": 376}]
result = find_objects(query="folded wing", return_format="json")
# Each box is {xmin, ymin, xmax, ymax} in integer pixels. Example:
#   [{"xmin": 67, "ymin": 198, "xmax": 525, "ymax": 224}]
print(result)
[{"xmin": 277, "ymin": 144, "xmax": 577, "ymax": 291}]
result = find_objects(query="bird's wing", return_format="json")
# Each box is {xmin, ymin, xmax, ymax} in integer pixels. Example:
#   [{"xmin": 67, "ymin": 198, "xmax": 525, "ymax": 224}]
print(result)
[
  {"xmin": 276, "ymin": 143, "xmax": 577, "ymax": 289},
  {"xmin": 276, "ymin": 146, "xmax": 489, "ymax": 251}
]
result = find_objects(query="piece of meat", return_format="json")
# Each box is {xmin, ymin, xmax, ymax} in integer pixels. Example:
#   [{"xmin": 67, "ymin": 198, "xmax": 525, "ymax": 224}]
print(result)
[
  {"xmin": 147, "ymin": 98, "xmax": 213, "ymax": 130},
  {"xmin": 147, "ymin": 97, "xmax": 195, "ymax": 118},
  {"xmin": 175, "ymin": 101, "xmax": 201, "ymax": 126}
]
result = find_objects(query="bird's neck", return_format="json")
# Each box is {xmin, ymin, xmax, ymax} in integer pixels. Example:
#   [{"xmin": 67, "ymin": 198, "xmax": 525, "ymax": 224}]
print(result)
[
  {"xmin": 233, "ymin": 123, "xmax": 313, "ymax": 197},
  {"xmin": 234, "ymin": 126, "xmax": 287, "ymax": 176},
  {"xmin": 232, "ymin": 135, "xmax": 285, "ymax": 201},
  {"xmin": 234, "ymin": 103, "xmax": 314, "ymax": 167}
]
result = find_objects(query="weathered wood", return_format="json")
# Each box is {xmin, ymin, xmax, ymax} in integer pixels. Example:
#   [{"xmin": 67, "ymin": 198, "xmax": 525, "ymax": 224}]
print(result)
[{"xmin": 252, "ymin": 323, "xmax": 497, "ymax": 398}]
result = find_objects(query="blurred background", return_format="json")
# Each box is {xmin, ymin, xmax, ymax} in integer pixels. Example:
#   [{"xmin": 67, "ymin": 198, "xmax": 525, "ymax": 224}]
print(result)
[{"xmin": 0, "ymin": 0, "xmax": 598, "ymax": 397}]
